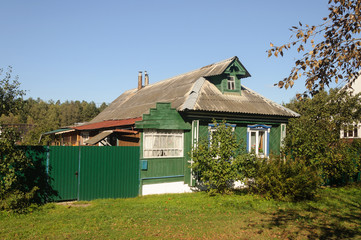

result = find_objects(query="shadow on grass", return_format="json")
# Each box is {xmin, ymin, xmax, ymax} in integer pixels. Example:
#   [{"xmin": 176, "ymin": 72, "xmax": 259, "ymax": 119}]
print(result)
[{"xmin": 266, "ymin": 190, "xmax": 361, "ymax": 239}]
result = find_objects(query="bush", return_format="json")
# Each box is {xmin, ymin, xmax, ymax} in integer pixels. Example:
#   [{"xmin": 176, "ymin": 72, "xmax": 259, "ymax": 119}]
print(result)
[
  {"xmin": 250, "ymin": 157, "xmax": 321, "ymax": 201},
  {"xmin": 284, "ymin": 89, "xmax": 361, "ymax": 187},
  {"xmin": 0, "ymin": 127, "xmax": 39, "ymax": 212},
  {"xmin": 191, "ymin": 120, "xmax": 247, "ymax": 195},
  {"xmin": 320, "ymin": 140, "xmax": 361, "ymax": 186},
  {"xmin": 0, "ymin": 188, "xmax": 39, "ymax": 213}
]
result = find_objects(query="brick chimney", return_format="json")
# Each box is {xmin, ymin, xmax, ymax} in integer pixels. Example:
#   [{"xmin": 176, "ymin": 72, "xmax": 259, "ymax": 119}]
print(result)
[
  {"xmin": 138, "ymin": 71, "xmax": 142, "ymax": 90},
  {"xmin": 144, "ymin": 71, "xmax": 149, "ymax": 86}
]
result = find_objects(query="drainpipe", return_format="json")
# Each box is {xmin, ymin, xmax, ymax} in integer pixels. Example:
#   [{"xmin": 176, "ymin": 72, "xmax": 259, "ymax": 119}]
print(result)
[{"xmin": 138, "ymin": 71, "xmax": 142, "ymax": 90}]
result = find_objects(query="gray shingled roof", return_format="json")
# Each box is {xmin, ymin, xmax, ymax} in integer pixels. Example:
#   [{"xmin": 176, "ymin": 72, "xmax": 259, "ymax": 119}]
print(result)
[{"xmin": 90, "ymin": 57, "xmax": 299, "ymax": 123}]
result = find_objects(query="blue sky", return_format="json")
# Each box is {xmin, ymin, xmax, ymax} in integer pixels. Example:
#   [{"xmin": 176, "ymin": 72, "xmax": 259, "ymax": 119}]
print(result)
[{"xmin": 0, "ymin": 0, "xmax": 334, "ymax": 105}]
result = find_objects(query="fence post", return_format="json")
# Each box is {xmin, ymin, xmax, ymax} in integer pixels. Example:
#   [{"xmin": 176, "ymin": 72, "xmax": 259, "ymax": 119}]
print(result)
[{"xmin": 77, "ymin": 146, "xmax": 81, "ymax": 201}]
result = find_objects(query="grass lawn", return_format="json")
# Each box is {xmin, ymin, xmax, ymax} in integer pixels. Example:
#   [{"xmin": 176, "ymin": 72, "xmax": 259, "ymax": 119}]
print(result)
[{"xmin": 1, "ymin": 185, "xmax": 361, "ymax": 240}]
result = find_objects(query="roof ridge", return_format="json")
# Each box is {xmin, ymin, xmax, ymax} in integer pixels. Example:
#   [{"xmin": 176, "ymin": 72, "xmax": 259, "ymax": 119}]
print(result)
[{"xmin": 140, "ymin": 56, "xmax": 236, "ymax": 89}]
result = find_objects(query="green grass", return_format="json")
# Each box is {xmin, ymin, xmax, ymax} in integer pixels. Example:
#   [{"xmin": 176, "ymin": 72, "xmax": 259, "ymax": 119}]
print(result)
[{"xmin": 1, "ymin": 185, "xmax": 361, "ymax": 239}]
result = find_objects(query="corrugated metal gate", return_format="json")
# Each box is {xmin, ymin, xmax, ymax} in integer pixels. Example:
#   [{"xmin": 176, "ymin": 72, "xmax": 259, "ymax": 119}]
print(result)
[{"xmin": 42, "ymin": 146, "xmax": 139, "ymax": 201}]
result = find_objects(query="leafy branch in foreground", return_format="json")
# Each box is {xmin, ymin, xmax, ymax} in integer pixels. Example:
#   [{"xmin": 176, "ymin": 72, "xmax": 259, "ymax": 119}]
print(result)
[
  {"xmin": 284, "ymin": 88, "xmax": 361, "ymax": 185},
  {"xmin": 191, "ymin": 120, "xmax": 255, "ymax": 195},
  {"xmin": 0, "ymin": 66, "xmax": 25, "ymax": 116},
  {"xmin": 269, "ymin": 0, "xmax": 361, "ymax": 97},
  {"xmin": 0, "ymin": 128, "xmax": 38, "ymax": 212}
]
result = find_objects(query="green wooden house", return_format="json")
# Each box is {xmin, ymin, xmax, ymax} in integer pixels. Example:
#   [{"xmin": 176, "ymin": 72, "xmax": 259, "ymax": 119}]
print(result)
[{"xmin": 89, "ymin": 56, "xmax": 299, "ymax": 195}]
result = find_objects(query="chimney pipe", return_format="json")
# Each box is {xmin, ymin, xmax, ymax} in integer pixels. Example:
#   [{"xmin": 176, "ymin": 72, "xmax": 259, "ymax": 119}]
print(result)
[
  {"xmin": 138, "ymin": 71, "xmax": 142, "ymax": 90},
  {"xmin": 144, "ymin": 71, "xmax": 149, "ymax": 86}
]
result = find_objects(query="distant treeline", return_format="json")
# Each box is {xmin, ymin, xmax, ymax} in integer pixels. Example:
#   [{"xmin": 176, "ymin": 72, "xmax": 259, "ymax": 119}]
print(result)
[{"xmin": 0, "ymin": 98, "xmax": 108, "ymax": 145}]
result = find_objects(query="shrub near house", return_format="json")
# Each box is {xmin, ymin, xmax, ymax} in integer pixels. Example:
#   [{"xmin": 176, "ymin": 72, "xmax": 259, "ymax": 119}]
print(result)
[{"xmin": 284, "ymin": 89, "xmax": 361, "ymax": 186}]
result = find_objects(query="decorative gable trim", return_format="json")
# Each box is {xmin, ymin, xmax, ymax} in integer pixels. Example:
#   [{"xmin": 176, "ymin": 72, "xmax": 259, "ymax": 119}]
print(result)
[
  {"xmin": 135, "ymin": 103, "xmax": 191, "ymax": 130},
  {"xmin": 223, "ymin": 58, "xmax": 251, "ymax": 78}
]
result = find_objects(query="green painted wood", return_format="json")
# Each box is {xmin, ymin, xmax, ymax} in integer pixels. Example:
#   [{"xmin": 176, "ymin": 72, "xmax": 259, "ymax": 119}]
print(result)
[
  {"xmin": 183, "ymin": 130, "xmax": 192, "ymax": 185},
  {"xmin": 142, "ymin": 176, "xmax": 184, "ymax": 185},
  {"xmin": 48, "ymin": 146, "xmax": 79, "ymax": 201},
  {"xmin": 140, "ymin": 158, "xmax": 184, "ymax": 179},
  {"xmin": 199, "ymin": 124, "xmax": 209, "ymax": 139},
  {"xmin": 269, "ymin": 125, "xmax": 281, "ymax": 155},
  {"xmin": 223, "ymin": 59, "xmax": 249, "ymax": 76},
  {"xmin": 207, "ymin": 60, "xmax": 249, "ymax": 95},
  {"xmin": 136, "ymin": 103, "xmax": 191, "ymax": 130},
  {"xmin": 139, "ymin": 128, "xmax": 188, "ymax": 185},
  {"xmin": 78, "ymin": 146, "xmax": 139, "ymax": 201},
  {"xmin": 198, "ymin": 122, "xmax": 282, "ymax": 155}
]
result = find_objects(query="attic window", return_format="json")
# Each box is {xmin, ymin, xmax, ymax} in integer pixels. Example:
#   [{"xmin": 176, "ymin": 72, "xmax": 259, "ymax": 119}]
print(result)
[{"xmin": 227, "ymin": 76, "xmax": 235, "ymax": 90}]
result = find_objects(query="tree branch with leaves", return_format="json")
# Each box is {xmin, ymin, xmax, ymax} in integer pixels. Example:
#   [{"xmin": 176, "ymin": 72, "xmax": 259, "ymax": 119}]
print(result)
[
  {"xmin": 269, "ymin": 0, "xmax": 361, "ymax": 97},
  {"xmin": 0, "ymin": 66, "xmax": 25, "ymax": 116}
]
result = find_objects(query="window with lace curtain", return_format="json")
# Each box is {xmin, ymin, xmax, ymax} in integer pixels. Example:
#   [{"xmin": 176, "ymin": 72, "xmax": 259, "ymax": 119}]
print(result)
[{"xmin": 143, "ymin": 129, "xmax": 183, "ymax": 158}]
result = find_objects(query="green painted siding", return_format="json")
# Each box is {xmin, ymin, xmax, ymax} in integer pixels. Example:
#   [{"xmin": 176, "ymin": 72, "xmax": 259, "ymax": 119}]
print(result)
[
  {"xmin": 208, "ymin": 74, "xmax": 241, "ymax": 94},
  {"xmin": 198, "ymin": 122, "xmax": 282, "ymax": 155},
  {"xmin": 141, "ymin": 158, "xmax": 184, "ymax": 185},
  {"xmin": 139, "ymin": 130, "xmax": 191, "ymax": 185},
  {"xmin": 137, "ymin": 103, "xmax": 192, "ymax": 185},
  {"xmin": 199, "ymin": 124, "xmax": 209, "ymax": 139},
  {"xmin": 183, "ymin": 131, "xmax": 192, "ymax": 185},
  {"xmin": 136, "ymin": 103, "xmax": 191, "ymax": 130},
  {"xmin": 136, "ymin": 102, "xmax": 287, "ymax": 189},
  {"xmin": 269, "ymin": 125, "xmax": 281, "ymax": 155}
]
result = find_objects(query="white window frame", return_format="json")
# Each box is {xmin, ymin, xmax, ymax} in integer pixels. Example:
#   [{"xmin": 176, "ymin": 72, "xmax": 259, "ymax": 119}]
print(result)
[
  {"xmin": 208, "ymin": 123, "xmax": 236, "ymax": 160},
  {"xmin": 341, "ymin": 124, "xmax": 360, "ymax": 139},
  {"xmin": 143, "ymin": 129, "xmax": 184, "ymax": 158},
  {"xmin": 280, "ymin": 123, "xmax": 286, "ymax": 148},
  {"xmin": 227, "ymin": 76, "xmax": 235, "ymax": 90},
  {"xmin": 208, "ymin": 123, "xmax": 235, "ymax": 143},
  {"xmin": 247, "ymin": 125, "xmax": 271, "ymax": 157}
]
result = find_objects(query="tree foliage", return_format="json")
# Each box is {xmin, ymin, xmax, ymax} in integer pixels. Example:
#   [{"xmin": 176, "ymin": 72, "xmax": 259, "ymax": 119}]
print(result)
[
  {"xmin": 0, "ymin": 66, "xmax": 24, "ymax": 116},
  {"xmin": 0, "ymin": 98, "xmax": 108, "ymax": 145},
  {"xmin": 191, "ymin": 121, "xmax": 247, "ymax": 195},
  {"xmin": 269, "ymin": 0, "xmax": 361, "ymax": 96},
  {"xmin": 191, "ymin": 120, "xmax": 259, "ymax": 195},
  {"xmin": 0, "ymin": 69, "xmax": 39, "ymax": 212},
  {"xmin": 284, "ymin": 88, "xmax": 361, "ymax": 185},
  {"xmin": 0, "ymin": 128, "xmax": 38, "ymax": 212}
]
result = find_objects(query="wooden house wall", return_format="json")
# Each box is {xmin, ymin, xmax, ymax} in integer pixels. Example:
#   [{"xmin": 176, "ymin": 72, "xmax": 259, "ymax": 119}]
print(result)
[
  {"xmin": 197, "ymin": 121, "xmax": 282, "ymax": 155},
  {"xmin": 136, "ymin": 103, "xmax": 192, "ymax": 185}
]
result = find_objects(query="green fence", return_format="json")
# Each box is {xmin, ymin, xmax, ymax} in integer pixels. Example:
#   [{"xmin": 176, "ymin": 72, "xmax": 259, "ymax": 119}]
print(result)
[{"xmin": 23, "ymin": 146, "xmax": 140, "ymax": 202}]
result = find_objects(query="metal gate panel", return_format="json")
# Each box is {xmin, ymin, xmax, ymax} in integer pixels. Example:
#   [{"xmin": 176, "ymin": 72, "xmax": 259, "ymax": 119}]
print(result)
[
  {"xmin": 79, "ymin": 146, "xmax": 140, "ymax": 201},
  {"xmin": 48, "ymin": 146, "xmax": 79, "ymax": 201}
]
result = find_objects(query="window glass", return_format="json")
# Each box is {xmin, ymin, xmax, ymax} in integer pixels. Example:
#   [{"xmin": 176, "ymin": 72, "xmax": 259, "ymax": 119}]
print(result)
[
  {"xmin": 248, "ymin": 126, "xmax": 269, "ymax": 157},
  {"xmin": 258, "ymin": 131, "xmax": 265, "ymax": 154},
  {"xmin": 143, "ymin": 130, "xmax": 183, "ymax": 158},
  {"xmin": 343, "ymin": 124, "xmax": 360, "ymax": 138},
  {"xmin": 250, "ymin": 132, "xmax": 256, "ymax": 152},
  {"xmin": 227, "ymin": 76, "xmax": 235, "ymax": 90}
]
